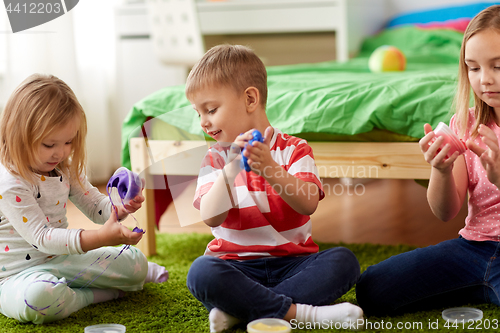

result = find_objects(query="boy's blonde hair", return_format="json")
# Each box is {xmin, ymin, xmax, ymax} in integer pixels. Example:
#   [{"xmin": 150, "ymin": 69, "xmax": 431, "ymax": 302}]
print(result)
[
  {"xmin": 0, "ymin": 74, "xmax": 87, "ymax": 186},
  {"xmin": 455, "ymin": 5, "xmax": 500, "ymax": 138},
  {"xmin": 185, "ymin": 44, "xmax": 267, "ymax": 107}
]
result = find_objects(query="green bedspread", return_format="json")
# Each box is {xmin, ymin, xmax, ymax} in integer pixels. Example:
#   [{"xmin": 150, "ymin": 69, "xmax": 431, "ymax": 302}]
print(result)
[{"xmin": 121, "ymin": 27, "xmax": 464, "ymax": 169}]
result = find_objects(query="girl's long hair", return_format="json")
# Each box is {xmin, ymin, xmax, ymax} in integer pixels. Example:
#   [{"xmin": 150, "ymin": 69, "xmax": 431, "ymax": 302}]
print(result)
[
  {"xmin": 0, "ymin": 74, "xmax": 87, "ymax": 186},
  {"xmin": 455, "ymin": 5, "xmax": 500, "ymax": 139}
]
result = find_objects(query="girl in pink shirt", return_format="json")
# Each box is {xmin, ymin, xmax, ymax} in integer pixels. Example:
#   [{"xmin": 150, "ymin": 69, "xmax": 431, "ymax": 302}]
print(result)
[{"xmin": 357, "ymin": 5, "xmax": 500, "ymax": 316}]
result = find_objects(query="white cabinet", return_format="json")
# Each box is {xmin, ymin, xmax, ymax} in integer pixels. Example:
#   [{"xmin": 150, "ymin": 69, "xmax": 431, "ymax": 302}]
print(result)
[{"xmin": 196, "ymin": 0, "xmax": 387, "ymax": 61}]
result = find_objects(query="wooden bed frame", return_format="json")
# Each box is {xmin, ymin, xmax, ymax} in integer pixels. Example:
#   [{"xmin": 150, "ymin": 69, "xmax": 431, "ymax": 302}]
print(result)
[{"xmin": 129, "ymin": 137, "xmax": 431, "ymax": 256}]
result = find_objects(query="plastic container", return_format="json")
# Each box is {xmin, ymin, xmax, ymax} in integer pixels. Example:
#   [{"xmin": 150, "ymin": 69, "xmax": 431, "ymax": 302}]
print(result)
[
  {"xmin": 106, "ymin": 167, "xmax": 142, "ymax": 204},
  {"xmin": 442, "ymin": 307, "xmax": 483, "ymax": 323},
  {"xmin": 247, "ymin": 318, "xmax": 291, "ymax": 333},
  {"xmin": 432, "ymin": 122, "xmax": 467, "ymax": 158},
  {"xmin": 84, "ymin": 324, "xmax": 126, "ymax": 333}
]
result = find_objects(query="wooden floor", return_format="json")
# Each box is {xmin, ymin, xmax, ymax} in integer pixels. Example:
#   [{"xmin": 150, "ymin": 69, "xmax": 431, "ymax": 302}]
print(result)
[{"xmin": 68, "ymin": 179, "xmax": 467, "ymax": 248}]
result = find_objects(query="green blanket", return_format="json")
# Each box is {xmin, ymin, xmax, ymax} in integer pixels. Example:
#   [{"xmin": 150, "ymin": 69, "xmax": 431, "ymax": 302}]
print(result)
[{"xmin": 121, "ymin": 27, "xmax": 464, "ymax": 169}]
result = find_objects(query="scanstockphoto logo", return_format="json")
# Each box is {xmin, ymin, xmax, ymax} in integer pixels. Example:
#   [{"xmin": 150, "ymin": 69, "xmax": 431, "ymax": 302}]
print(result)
[{"xmin": 3, "ymin": 0, "xmax": 79, "ymax": 33}]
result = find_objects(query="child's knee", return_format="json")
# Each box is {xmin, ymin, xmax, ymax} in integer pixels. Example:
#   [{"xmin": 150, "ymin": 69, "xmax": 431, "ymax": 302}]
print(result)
[
  {"xmin": 327, "ymin": 247, "xmax": 361, "ymax": 279},
  {"xmin": 339, "ymin": 247, "xmax": 360, "ymax": 272},
  {"xmin": 187, "ymin": 256, "xmax": 225, "ymax": 292},
  {"xmin": 5, "ymin": 279, "xmax": 70, "ymax": 324},
  {"xmin": 114, "ymin": 246, "xmax": 148, "ymax": 284}
]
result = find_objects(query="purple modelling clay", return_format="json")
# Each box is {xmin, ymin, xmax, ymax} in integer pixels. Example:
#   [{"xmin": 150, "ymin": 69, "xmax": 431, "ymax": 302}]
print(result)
[
  {"xmin": 106, "ymin": 167, "xmax": 144, "ymax": 234},
  {"xmin": 431, "ymin": 122, "xmax": 467, "ymax": 158},
  {"xmin": 106, "ymin": 167, "xmax": 141, "ymax": 204},
  {"xmin": 241, "ymin": 130, "xmax": 264, "ymax": 172},
  {"xmin": 132, "ymin": 227, "xmax": 144, "ymax": 233}
]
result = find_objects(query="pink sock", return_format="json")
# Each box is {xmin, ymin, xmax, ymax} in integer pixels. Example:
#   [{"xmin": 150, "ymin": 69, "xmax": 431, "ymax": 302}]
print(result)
[{"xmin": 145, "ymin": 262, "xmax": 169, "ymax": 283}]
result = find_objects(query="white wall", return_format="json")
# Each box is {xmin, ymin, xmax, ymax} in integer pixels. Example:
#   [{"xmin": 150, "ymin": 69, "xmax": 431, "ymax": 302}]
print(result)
[{"xmin": 386, "ymin": 0, "xmax": 498, "ymax": 18}]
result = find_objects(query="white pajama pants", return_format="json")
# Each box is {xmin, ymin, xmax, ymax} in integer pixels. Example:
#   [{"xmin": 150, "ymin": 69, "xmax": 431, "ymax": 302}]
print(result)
[{"xmin": 0, "ymin": 246, "xmax": 147, "ymax": 324}]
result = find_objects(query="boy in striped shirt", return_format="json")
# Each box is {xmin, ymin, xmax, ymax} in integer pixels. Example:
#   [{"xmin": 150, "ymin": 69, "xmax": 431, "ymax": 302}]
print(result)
[{"xmin": 185, "ymin": 44, "xmax": 363, "ymax": 332}]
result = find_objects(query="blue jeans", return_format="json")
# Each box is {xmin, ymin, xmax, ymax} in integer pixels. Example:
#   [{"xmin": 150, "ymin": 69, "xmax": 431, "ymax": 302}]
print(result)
[
  {"xmin": 356, "ymin": 237, "xmax": 500, "ymax": 316},
  {"xmin": 186, "ymin": 247, "xmax": 360, "ymax": 323}
]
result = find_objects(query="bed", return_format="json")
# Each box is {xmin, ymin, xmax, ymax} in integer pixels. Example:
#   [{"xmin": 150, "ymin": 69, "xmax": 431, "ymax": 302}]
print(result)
[{"xmin": 121, "ymin": 4, "xmax": 488, "ymax": 256}]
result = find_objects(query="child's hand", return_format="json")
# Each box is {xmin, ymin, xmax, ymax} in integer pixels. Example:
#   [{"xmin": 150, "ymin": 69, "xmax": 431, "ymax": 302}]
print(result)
[
  {"xmin": 225, "ymin": 129, "xmax": 260, "ymax": 177},
  {"xmin": 116, "ymin": 179, "xmax": 145, "ymax": 220},
  {"xmin": 233, "ymin": 130, "xmax": 255, "ymax": 150},
  {"xmin": 98, "ymin": 209, "xmax": 143, "ymax": 246},
  {"xmin": 467, "ymin": 124, "xmax": 500, "ymax": 187},
  {"xmin": 242, "ymin": 126, "xmax": 275, "ymax": 175},
  {"xmin": 419, "ymin": 123, "xmax": 459, "ymax": 172}
]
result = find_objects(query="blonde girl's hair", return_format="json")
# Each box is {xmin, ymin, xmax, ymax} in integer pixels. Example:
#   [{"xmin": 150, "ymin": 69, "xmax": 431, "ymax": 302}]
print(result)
[
  {"xmin": 0, "ymin": 74, "xmax": 87, "ymax": 186},
  {"xmin": 455, "ymin": 5, "xmax": 500, "ymax": 139},
  {"xmin": 185, "ymin": 44, "xmax": 268, "ymax": 107}
]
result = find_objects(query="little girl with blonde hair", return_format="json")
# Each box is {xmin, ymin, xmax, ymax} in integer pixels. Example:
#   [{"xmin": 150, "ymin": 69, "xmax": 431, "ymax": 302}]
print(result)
[{"xmin": 0, "ymin": 74, "xmax": 167, "ymax": 324}]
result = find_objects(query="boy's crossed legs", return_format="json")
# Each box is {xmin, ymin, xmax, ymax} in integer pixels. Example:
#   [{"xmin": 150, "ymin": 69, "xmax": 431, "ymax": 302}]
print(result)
[{"xmin": 187, "ymin": 247, "xmax": 362, "ymax": 332}]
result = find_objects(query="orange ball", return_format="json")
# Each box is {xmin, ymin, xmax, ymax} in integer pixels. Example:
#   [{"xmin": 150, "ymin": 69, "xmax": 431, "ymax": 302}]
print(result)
[{"xmin": 369, "ymin": 45, "xmax": 406, "ymax": 73}]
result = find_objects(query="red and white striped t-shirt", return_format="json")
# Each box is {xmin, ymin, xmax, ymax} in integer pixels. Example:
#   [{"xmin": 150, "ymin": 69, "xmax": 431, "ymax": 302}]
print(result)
[{"xmin": 193, "ymin": 128, "xmax": 324, "ymax": 260}]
